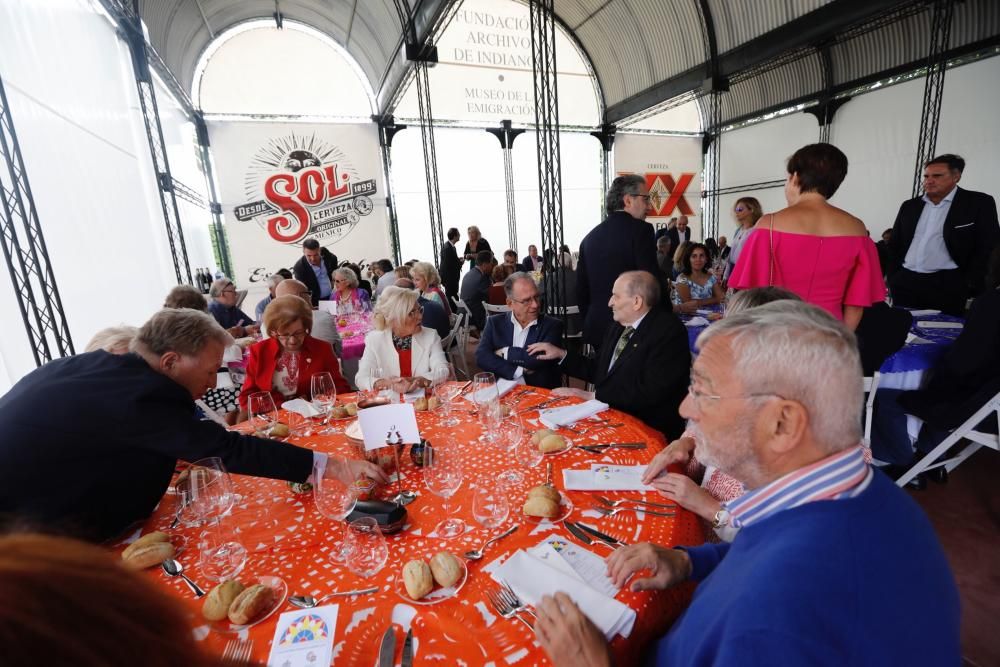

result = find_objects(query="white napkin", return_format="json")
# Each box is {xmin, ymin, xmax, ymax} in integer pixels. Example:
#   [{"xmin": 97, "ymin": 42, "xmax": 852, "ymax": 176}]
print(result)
[
  {"xmin": 281, "ymin": 398, "xmax": 322, "ymax": 418},
  {"xmin": 467, "ymin": 377, "xmax": 520, "ymax": 404},
  {"xmin": 916, "ymin": 320, "xmax": 963, "ymax": 329},
  {"xmin": 539, "ymin": 399, "xmax": 609, "ymax": 429},
  {"xmin": 492, "ymin": 549, "xmax": 635, "ymax": 640},
  {"xmin": 563, "ymin": 465, "xmax": 653, "ymax": 491},
  {"xmin": 908, "ymin": 309, "xmax": 940, "ymax": 317},
  {"xmin": 684, "ymin": 316, "xmax": 710, "ymax": 327}
]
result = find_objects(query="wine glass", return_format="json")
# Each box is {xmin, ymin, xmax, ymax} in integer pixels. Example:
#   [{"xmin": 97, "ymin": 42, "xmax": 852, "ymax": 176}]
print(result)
[
  {"xmin": 344, "ymin": 517, "xmax": 389, "ymax": 578},
  {"xmin": 248, "ymin": 391, "xmax": 278, "ymax": 436},
  {"xmin": 424, "ymin": 445, "xmax": 466, "ymax": 538},
  {"xmin": 472, "ymin": 372, "xmax": 500, "ymax": 444},
  {"xmin": 516, "ymin": 430, "xmax": 545, "ymax": 484},
  {"xmin": 364, "ymin": 365, "xmax": 386, "ymax": 403},
  {"xmin": 497, "ymin": 418, "xmax": 526, "ymax": 485},
  {"xmin": 433, "ymin": 363, "xmax": 463, "ymax": 426},
  {"xmin": 313, "ymin": 459, "xmax": 359, "ymax": 562},
  {"xmin": 472, "ymin": 477, "xmax": 510, "ymax": 529},
  {"xmin": 311, "ymin": 372, "xmax": 339, "ymax": 434},
  {"xmin": 179, "ymin": 458, "xmax": 247, "ymax": 583}
]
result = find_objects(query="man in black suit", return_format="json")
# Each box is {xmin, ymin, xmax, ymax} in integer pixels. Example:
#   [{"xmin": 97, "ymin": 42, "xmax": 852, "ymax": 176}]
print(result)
[
  {"xmin": 460, "ymin": 250, "xmax": 496, "ymax": 330},
  {"xmin": 0, "ymin": 309, "xmax": 383, "ymax": 541},
  {"xmin": 577, "ymin": 175, "xmax": 660, "ymax": 348},
  {"xmin": 888, "ymin": 154, "xmax": 1000, "ymax": 315},
  {"xmin": 665, "ymin": 215, "xmax": 692, "ymax": 253},
  {"xmin": 292, "ymin": 237, "xmax": 338, "ymax": 307},
  {"xmin": 717, "ymin": 235, "xmax": 731, "ymax": 262},
  {"xmin": 530, "ymin": 271, "xmax": 690, "ymax": 439},
  {"xmin": 439, "ymin": 227, "xmax": 462, "ymax": 301},
  {"xmin": 521, "ymin": 245, "xmax": 544, "ymax": 273},
  {"xmin": 476, "ymin": 272, "xmax": 564, "ymax": 389}
]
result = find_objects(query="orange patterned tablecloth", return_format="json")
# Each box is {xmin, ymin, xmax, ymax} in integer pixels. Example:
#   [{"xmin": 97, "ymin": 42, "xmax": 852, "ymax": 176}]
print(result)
[{"xmin": 136, "ymin": 386, "xmax": 704, "ymax": 665}]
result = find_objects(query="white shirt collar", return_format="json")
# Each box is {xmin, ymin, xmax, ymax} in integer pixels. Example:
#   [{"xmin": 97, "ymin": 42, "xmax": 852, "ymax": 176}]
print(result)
[
  {"xmin": 510, "ymin": 313, "xmax": 537, "ymax": 334},
  {"xmin": 621, "ymin": 309, "xmax": 649, "ymax": 331},
  {"xmin": 922, "ymin": 185, "xmax": 958, "ymax": 206}
]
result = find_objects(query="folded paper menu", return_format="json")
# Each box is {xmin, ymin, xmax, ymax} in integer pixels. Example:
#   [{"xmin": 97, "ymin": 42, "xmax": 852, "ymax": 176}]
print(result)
[
  {"xmin": 492, "ymin": 549, "xmax": 635, "ymax": 640},
  {"xmin": 267, "ymin": 604, "xmax": 338, "ymax": 666},
  {"xmin": 538, "ymin": 400, "xmax": 610, "ymax": 429},
  {"xmin": 529, "ymin": 534, "xmax": 620, "ymax": 598},
  {"xmin": 281, "ymin": 398, "xmax": 322, "ymax": 418},
  {"xmin": 467, "ymin": 377, "xmax": 521, "ymax": 404},
  {"xmin": 357, "ymin": 403, "xmax": 420, "ymax": 451},
  {"xmin": 563, "ymin": 464, "xmax": 654, "ymax": 491}
]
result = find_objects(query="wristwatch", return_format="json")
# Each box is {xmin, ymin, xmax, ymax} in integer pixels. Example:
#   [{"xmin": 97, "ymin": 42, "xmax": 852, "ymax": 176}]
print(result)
[{"xmin": 712, "ymin": 508, "xmax": 731, "ymax": 530}]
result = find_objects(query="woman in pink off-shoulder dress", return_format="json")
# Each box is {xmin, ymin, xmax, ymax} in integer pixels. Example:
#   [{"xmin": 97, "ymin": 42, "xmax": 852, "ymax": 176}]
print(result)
[{"xmin": 729, "ymin": 143, "xmax": 886, "ymax": 330}]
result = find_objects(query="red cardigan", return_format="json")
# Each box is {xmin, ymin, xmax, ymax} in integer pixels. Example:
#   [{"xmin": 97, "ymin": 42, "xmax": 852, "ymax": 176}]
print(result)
[{"xmin": 238, "ymin": 335, "xmax": 350, "ymax": 410}]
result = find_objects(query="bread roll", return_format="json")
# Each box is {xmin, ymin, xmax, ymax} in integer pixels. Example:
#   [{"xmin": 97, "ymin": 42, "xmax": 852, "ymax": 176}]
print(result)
[
  {"xmin": 121, "ymin": 531, "xmax": 170, "ymax": 561},
  {"xmin": 427, "ymin": 396, "xmax": 441, "ymax": 410},
  {"xmin": 538, "ymin": 433, "xmax": 567, "ymax": 453},
  {"xmin": 523, "ymin": 495, "xmax": 560, "ymax": 518},
  {"xmin": 227, "ymin": 584, "xmax": 275, "ymax": 625},
  {"xmin": 202, "ymin": 580, "xmax": 246, "ymax": 621},
  {"xmin": 331, "ymin": 405, "xmax": 349, "ymax": 419},
  {"xmin": 402, "ymin": 559, "xmax": 433, "ymax": 600},
  {"xmin": 121, "ymin": 541, "xmax": 175, "ymax": 570},
  {"xmin": 528, "ymin": 484, "xmax": 561, "ymax": 503},
  {"xmin": 269, "ymin": 423, "xmax": 290, "ymax": 438},
  {"xmin": 430, "ymin": 551, "xmax": 463, "ymax": 588},
  {"xmin": 530, "ymin": 428, "xmax": 554, "ymax": 445},
  {"xmin": 413, "ymin": 397, "xmax": 428, "ymax": 411},
  {"xmin": 345, "ymin": 402, "xmax": 359, "ymax": 416}
]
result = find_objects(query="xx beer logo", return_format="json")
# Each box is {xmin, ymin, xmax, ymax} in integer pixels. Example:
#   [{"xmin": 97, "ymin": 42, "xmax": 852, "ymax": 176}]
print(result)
[
  {"xmin": 234, "ymin": 133, "xmax": 378, "ymax": 245},
  {"xmin": 645, "ymin": 172, "xmax": 695, "ymax": 217}
]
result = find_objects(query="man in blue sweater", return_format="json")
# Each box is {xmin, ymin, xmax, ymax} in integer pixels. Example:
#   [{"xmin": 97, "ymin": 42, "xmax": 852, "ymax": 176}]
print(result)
[{"xmin": 533, "ymin": 301, "xmax": 960, "ymax": 666}]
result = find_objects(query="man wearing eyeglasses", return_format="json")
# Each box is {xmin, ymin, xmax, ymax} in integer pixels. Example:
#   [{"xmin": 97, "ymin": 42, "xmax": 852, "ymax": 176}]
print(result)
[
  {"xmin": 207, "ymin": 278, "xmax": 258, "ymax": 338},
  {"xmin": 476, "ymin": 272, "xmax": 564, "ymax": 389},
  {"xmin": 577, "ymin": 175, "xmax": 660, "ymax": 349}
]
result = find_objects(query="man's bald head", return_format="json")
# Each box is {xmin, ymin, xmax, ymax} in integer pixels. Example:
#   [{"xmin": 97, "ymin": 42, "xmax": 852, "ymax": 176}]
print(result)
[
  {"xmin": 275, "ymin": 279, "xmax": 312, "ymax": 304},
  {"xmin": 620, "ymin": 270, "xmax": 660, "ymax": 308}
]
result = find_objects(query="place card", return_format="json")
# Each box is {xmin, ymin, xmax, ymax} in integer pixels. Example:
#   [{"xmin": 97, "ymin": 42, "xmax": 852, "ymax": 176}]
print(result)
[
  {"xmin": 562, "ymin": 465, "xmax": 653, "ymax": 491},
  {"xmin": 266, "ymin": 604, "xmax": 338, "ymax": 667},
  {"xmin": 357, "ymin": 403, "xmax": 420, "ymax": 451},
  {"xmin": 316, "ymin": 300, "xmax": 337, "ymax": 316},
  {"xmin": 531, "ymin": 534, "xmax": 620, "ymax": 598}
]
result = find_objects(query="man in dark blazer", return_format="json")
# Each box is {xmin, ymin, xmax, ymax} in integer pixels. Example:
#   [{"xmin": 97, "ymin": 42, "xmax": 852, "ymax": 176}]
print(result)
[
  {"xmin": 0, "ymin": 309, "xmax": 383, "ymax": 542},
  {"xmin": 439, "ymin": 227, "xmax": 462, "ymax": 301},
  {"xmin": 460, "ymin": 250, "xmax": 496, "ymax": 330},
  {"xmin": 476, "ymin": 272, "xmax": 564, "ymax": 389},
  {"xmin": 293, "ymin": 237, "xmax": 338, "ymax": 307},
  {"xmin": 888, "ymin": 154, "xmax": 999, "ymax": 315},
  {"xmin": 665, "ymin": 215, "xmax": 692, "ymax": 253},
  {"xmin": 530, "ymin": 271, "xmax": 690, "ymax": 439},
  {"xmin": 577, "ymin": 175, "xmax": 660, "ymax": 348},
  {"xmin": 521, "ymin": 245, "xmax": 544, "ymax": 273}
]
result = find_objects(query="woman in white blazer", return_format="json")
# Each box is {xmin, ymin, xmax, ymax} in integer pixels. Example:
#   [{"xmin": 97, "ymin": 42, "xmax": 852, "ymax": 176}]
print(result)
[{"xmin": 357, "ymin": 286, "xmax": 449, "ymax": 392}]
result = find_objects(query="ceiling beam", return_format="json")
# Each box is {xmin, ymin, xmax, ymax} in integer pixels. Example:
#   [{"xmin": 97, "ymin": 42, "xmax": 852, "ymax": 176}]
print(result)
[
  {"xmin": 604, "ymin": 0, "xmax": 910, "ymax": 124},
  {"xmin": 376, "ymin": 0, "xmax": 453, "ymax": 115}
]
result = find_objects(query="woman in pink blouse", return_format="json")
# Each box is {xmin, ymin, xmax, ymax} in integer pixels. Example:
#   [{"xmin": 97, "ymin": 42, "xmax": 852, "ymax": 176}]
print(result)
[{"xmin": 729, "ymin": 143, "xmax": 885, "ymax": 330}]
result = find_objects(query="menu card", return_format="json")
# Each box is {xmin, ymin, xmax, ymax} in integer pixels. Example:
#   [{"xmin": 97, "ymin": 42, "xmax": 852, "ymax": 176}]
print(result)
[
  {"xmin": 529, "ymin": 534, "xmax": 619, "ymax": 598},
  {"xmin": 267, "ymin": 604, "xmax": 338, "ymax": 666},
  {"xmin": 563, "ymin": 464, "xmax": 653, "ymax": 491}
]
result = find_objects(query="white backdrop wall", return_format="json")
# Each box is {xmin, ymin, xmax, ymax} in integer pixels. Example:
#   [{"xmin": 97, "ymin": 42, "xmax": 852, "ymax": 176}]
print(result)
[{"xmin": 0, "ymin": 0, "xmax": 216, "ymax": 393}]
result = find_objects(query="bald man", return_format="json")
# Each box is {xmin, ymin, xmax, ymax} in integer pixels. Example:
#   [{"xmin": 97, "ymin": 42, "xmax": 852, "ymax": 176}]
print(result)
[{"xmin": 270, "ymin": 279, "xmax": 343, "ymax": 358}]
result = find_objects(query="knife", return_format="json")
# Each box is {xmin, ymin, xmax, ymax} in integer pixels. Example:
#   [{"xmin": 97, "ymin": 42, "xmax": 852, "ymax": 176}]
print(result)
[
  {"xmin": 400, "ymin": 628, "xmax": 414, "ymax": 667},
  {"xmin": 576, "ymin": 522, "xmax": 630, "ymax": 547},
  {"xmin": 564, "ymin": 520, "xmax": 594, "ymax": 546},
  {"xmin": 378, "ymin": 626, "xmax": 396, "ymax": 667}
]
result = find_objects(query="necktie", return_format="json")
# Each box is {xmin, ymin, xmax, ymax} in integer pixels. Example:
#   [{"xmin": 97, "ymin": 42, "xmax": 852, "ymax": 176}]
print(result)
[{"xmin": 610, "ymin": 326, "xmax": 635, "ymax": 367}]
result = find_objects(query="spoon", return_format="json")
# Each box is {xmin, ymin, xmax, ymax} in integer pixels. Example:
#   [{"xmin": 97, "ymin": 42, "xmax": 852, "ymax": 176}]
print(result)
[
  {"xmin": 161, "ymin": 559, "xmax": 206, "ymax": 597},
  {"xmin": 288, "ymin": 587, "xmax": 381, "ymax": 608},
  {"xmin": 463, "ymin": 523, "xmax": 519, "ymax": 560}
]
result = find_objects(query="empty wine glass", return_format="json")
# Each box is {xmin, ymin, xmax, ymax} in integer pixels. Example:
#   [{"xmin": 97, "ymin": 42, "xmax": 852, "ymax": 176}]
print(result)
[
  {"xmin": 516, "ymin": 430, "xmax": 544, "ymax": 483},
  {"xmin": 311, "ymin": 372, "xmax": 339, "ymax": 434},
  {"xmin": 424, "ymin": 445, "xmax": 466, "ymax": 538},
  {"xmin": 472, "ymin": 372, "xmax": 500, "ymax": 444},
  {"xmin": 248, "ymin": 391, "xmax": 278, "ymax": 436},
  {"xmin": 472, "ymin": 478, "xmax": 510, "ymax": 529},
  {"xmin": 344, "ymin": 516, "xmax": 389, "ymax": 578},
  {"xmin": 179, "ymin": 458, "xmax": 247, "ymax": 582},
  {"xmin": 497, "ymin": 418, "xmax": 526, "ymax": 485},
  {"xmin": 363, "ymin": 365, "xmax": 386, "ymax": 403},
  {"xmin": 313, "ymin": 459, "xmax": 359, "ymax": 562},
  {"xmin": 432, "ymin": 363, "xmax": 463, "ymax": 426}
]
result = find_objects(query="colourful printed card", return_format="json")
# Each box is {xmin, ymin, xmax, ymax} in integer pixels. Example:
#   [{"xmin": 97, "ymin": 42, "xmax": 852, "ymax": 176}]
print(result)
[{"xmin": 266, "ymin": 604, "xmax": 338, "ymax": 667}]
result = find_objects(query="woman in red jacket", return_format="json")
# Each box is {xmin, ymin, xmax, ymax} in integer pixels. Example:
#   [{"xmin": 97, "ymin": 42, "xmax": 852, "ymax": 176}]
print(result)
[{"xmin": 238, "ymin": 295, "xmax": 349, "ymax": 419}]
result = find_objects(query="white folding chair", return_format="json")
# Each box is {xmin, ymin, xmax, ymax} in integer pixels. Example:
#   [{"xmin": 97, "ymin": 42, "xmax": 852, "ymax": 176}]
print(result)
[
  {"xmin": 862, "ymin": 372, "xmax": 880, "ymax": 449},
  {"xmin": 447, "ymin": 312, "xmax": 471, "ymax": 379},
  {"xmin": 485, "ymin": 303, "xmax": 511, "ymax": 315},
  {"xmin": 895, "ymin": 389, "xmax": 1000, "ymax": 487},
  {"xmin": 455, "ymin": 298, "xmax": 473, "ymax": 322}
]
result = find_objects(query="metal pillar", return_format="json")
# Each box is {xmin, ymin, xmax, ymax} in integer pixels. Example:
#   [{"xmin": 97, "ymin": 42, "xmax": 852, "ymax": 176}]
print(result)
[
  {"xmin": 529, "ymin": 0, "xmax": 566, "ymax": 323},
  {"xmin": 194, "ymin": 112, "xmax": 233, "ymax": 278},
  {"xmin": 486, "ymin": 120, "xmax": 526, "ymax": 252},
  {"xmin": 0, "ymin": 74, "xmax": 75, "ymax": 365},
  {"xmin": 120, "ymin": 2, "xmax": 192, "ymax": 285},
  {"xmin": 590, "ymin": 124, "xmax": 616, "ymax": 197},
  {"xmin": 376, "ymin": 115, "xmax": 407, "ymax": 266},
  {"xmin": 701, "ymin": 90, "xmax": 723, "ymax": 241},
  {"xmin": 912, "ymin": 0, "xmax": 955, "ymax": 197},
  {"xmin": 411, "ymin": 54, "xmax": 445, "ymax": 266}
]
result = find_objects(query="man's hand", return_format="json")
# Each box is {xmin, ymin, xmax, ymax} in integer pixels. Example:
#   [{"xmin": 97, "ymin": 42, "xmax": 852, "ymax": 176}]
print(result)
[
  {"xmin": 641, "ymin": 437, "xmax": 695, "ymax": 484},
  {"xmin": 245, "ymin": 323, "xmax": 261, "ymax": 335},
  {"xmin": 526, "ymin": 342, "xmax": 566, "ymax": 360},
  {"xmin": 606, "ymin": 543, "xmax": 692, "ymax": 592},
  {"xmin": 494, "ymin": 347, "xmax": 508, "ymax": 358},
  {"xmin": 534, "ymin": 592, "xmax": 611, "ymax": 667},
  {"xmin": 649, "ymin": 473, "xmax": 720, "ymax": 520},
  {"xmin": 325, "ymin": 457, "xmax": 388, "ymax": 485}
]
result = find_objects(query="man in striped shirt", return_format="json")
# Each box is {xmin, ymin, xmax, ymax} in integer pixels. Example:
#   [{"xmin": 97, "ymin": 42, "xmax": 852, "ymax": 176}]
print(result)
[{"xmin": 534, "ymin": 301, "xmax": 959, "ymax": 666}]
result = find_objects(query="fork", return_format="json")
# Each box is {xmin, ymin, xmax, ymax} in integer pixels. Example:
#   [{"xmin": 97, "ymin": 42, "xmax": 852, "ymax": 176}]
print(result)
[
  {"xmin": 499, "ymin": 579, "xmax": 537, "ymax": 619},
  {"xmin": 591, "ymin": 505, "xmax": 675, "ymax": 518},
  {"xmin": 594, "ymin": 495, "xmax": 676, "ymax": 510},
  {"xmin": 486, "ymin": 587, "xmax": 533, "ymax": 630},
  {"xmin": 222, "ymin": 638, "xmax": 253, "ymax": 664}
]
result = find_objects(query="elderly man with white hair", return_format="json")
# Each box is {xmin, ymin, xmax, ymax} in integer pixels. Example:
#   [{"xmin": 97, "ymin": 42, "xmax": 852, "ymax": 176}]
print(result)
[{"xmin": 533, "ymin": 301, "xmax": 959, "ymax": 666}]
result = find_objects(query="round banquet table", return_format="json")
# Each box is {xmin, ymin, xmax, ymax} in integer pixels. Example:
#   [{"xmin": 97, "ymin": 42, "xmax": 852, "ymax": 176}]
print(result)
[{"xmin": 129, "ymin": 386, "xmax": 703, "ymax": 665}]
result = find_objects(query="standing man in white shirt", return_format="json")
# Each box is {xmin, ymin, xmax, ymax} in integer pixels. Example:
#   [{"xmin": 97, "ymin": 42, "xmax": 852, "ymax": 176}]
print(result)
[{"xmin": 888, "ymin": 154, "xmax": 999, "ymax": 315}]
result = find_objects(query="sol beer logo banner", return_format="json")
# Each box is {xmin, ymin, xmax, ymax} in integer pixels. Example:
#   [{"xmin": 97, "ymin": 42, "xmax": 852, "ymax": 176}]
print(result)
[{"xmin": 209, "ymin": 121, "xmax": 390, "ymax": 304}]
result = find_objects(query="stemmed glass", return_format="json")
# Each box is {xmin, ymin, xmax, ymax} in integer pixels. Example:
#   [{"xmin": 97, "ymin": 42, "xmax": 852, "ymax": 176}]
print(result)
[
  {"xmin": 497, "ymin": 418, "xmax": 526, "ymax": 485},
  {"xmin": 433, "ymin": 363, "xmax": 463, "ymax": 427},
  {"xmin": 424, "ymin": 444, "xmax": 466, "ymax": 538},
  {"xmin": 364, "ymin": 365, "xmax": 386, "ymax": 403},
  {"xmin": 472, "ymin": 477, "xmax": 510, "ymax": 529},
  {"xmin": 472, "ymin": 372, "xmax": 500, "ymax": 444},
  {"xmin": 516, "ymin": 429, "xmax": 545, "ymax": 485},
  {"xmin": 311, "ymin": 372, "xmax": 339, "ymax": 434},
  {"xmin": 248, "ymin": 391, "xmax": 278, "ymax": 436},
  {"xmin": 344, "ymin": 517, "xmax": 389, "ymax": 578},
  {"xmin": 178, "ymin": 457, "xmax": 247, "ymax": 583},
  {"xmin": 313, "ymin": 459, "xmax": 359, "ymax": 563}
]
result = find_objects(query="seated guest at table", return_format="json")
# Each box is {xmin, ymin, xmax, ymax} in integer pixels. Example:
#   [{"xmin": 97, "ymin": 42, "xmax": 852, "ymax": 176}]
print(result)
[
  {"xmin": 255, "ymin": 270, "xmax": 287, "ymax": 322},
  {"xmin": 529, "ymin": 271, "xmax": 690, "ymax": 439},
  {"xmin": 239, "ymin": 296, "xmax": 350, "ymax": 419},
  {"xmin": 871, "ymin": 247, "xmax": 1000, "ymax": 484},
  {"xmin": 703, "ymin": 237, "xmax": 720, "ymax": 264},
  {"xmin": 356, "ymin": 286, "xmax": 449, "ymax": 393},
  {"xmin": 396, "ymin": 278, "xmax": 449, "ymax": 339},
  {"xmin": 672, "ymin": 242, "xmax": 725, "ymax": 314},
  {"xmin": 503, "ymin": 249, "xmax": 519, "ymax": 271},
  {"xmin": 728, "ymin": 143, "xmax": 886, "ymax": 330},
  {"xmin": 854, "ymin": 302, "xmax": 912, "ymax": 376},
  {"xmin": 208, "ymin": 278, "xmax": 259, "ymax": 338},
  {"xmin": 460, "ymin": 250, "xmax": 497, "ymax": 331},
  {"xmin": 342, "ymin": 262, "xmax": 372, "ymax": 297},
  {"xmin": 372, "ymin": 259, "xmax": 396, "ymax": 298},
  {"xmin": 477, "ymin": 272, "xmax": 564, "ymax": 389},
  {"xmin": 163, "ymin": 284, "xmax": 207, "ymax": 311},
  {"xmin": 488, "ymin": 264, "xmax": 515, "ymax": 305},
  {"xmin": 0, "ymin": 533, "xmax": 222, "ymax": 666},
  {"xmin": 521, "ymin": 244, "xmax": 543, "ymax": 272},
  {"xmin": 271, "ymin": 279, "xmax": 343, "ymax": 358},
  {"xmin": 84, "ymin": 325, "xmax": 139, "ymax": 354},
  {"xmin": 394, "ymin": 265, "xmax": 412, "ymax": 283},
  {"xmin": 410, "ymin": 261, "xmax": 452, "ymax": 317},
  {"xmin": 875, "ymin": 228, "xmax": 893, "ymax": 277},
  {"xmin": 541, "ymin": 251, "xmax": 580, "ymax": 335},
  {"xmin": 655, "ymin": 236, "xmax": 673, "ymax": 279},
  {"xmin": 534, "ymin": 301, "xmax": 959, "ymax": 666},
  {"xmin": 671, "ymin": 241, "xmax": 689, "ymax": 280},
  {"xmin": 293, "ymin": 238, "xmax": 336, "ymax": 307},
  {"xmin": 332, "ymin": 267, "xmax": 372, "ymax": 314},
  {"xmin": 0, "ymin": 308, "xmax": 384, "ymax": 541}
]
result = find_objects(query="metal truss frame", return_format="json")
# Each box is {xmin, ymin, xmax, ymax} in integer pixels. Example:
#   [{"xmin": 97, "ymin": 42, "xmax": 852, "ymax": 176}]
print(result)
[
  {"xmin": 193, "ymin": 112, "xmax": 233, "ymax": 278},
  {"xmin": 589, "ymin": 124, "xmax": 616, "ymax": 195},
  {"xmin": 912, "ymin": 0, "xmax": 956, "ymax": 197},
  {"xmin": 0, "ymin": 74, "xmax": 75, "ymax": 365},
  {"xmin": 376, "ymin": 115, "xmax": 407, "ymax": 266},
  {"xmin": 486, "ymin": 120, "xmax": 526, "ymax": 252},
  {"xmin": 413, "ymin": 60, "xmax": 445, "ymax": 267},
  {"xmin": 700, "ymin": 90, "xmax": 723, "ymax": 241}
]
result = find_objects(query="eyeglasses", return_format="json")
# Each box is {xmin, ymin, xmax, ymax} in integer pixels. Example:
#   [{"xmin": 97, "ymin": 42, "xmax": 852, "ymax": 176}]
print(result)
[
  {"xmin": 686, "ymin": 376, "xmax": 783, "ymax": 412},
  {"xmin": 275, "ymin": 329, "xmax": 307, "ymax": 342},
  {"xmin": 510, "ymin": 295, "xmax": 542, "ymax": 305},
  {"xmin": 628, "ymin": 193, "xmax": 651, "ymax": 201},
  {"xmin": 407, "ymin": 304, "xmax": 424, "ymax": 318},
  {"xmin": 734, "ymin": 206, "xmax": 747, "ymax": 213}
]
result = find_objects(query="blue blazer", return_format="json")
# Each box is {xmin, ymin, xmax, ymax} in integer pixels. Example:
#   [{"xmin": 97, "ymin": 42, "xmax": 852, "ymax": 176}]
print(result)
[{"xmin": 475, "ymin": 313, "xmax": 564, "ymax": 389}]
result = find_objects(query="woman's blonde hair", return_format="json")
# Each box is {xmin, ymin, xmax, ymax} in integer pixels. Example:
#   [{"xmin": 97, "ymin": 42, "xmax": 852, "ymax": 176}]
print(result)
[
  {"xmin": 673, "ymin": 241, "xmax": 690, "ymax": 270},
  {"xmin": 393, "ymin": 265, "xmax": 412, "ymax": 281},
  {"xmin": 410, "ymin": 261, "xmax": 441, "ymax": 289},
  {"xmin": 85, "ymin": 325, "xmax": 139, "ymax": 354},
  {"xmin": 263, "ymin": 295, "xmax": 313, "ymax": 336},
  {"xmin": 373, "ymin": 286, "xmax": 420, "ymax": 331}
]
